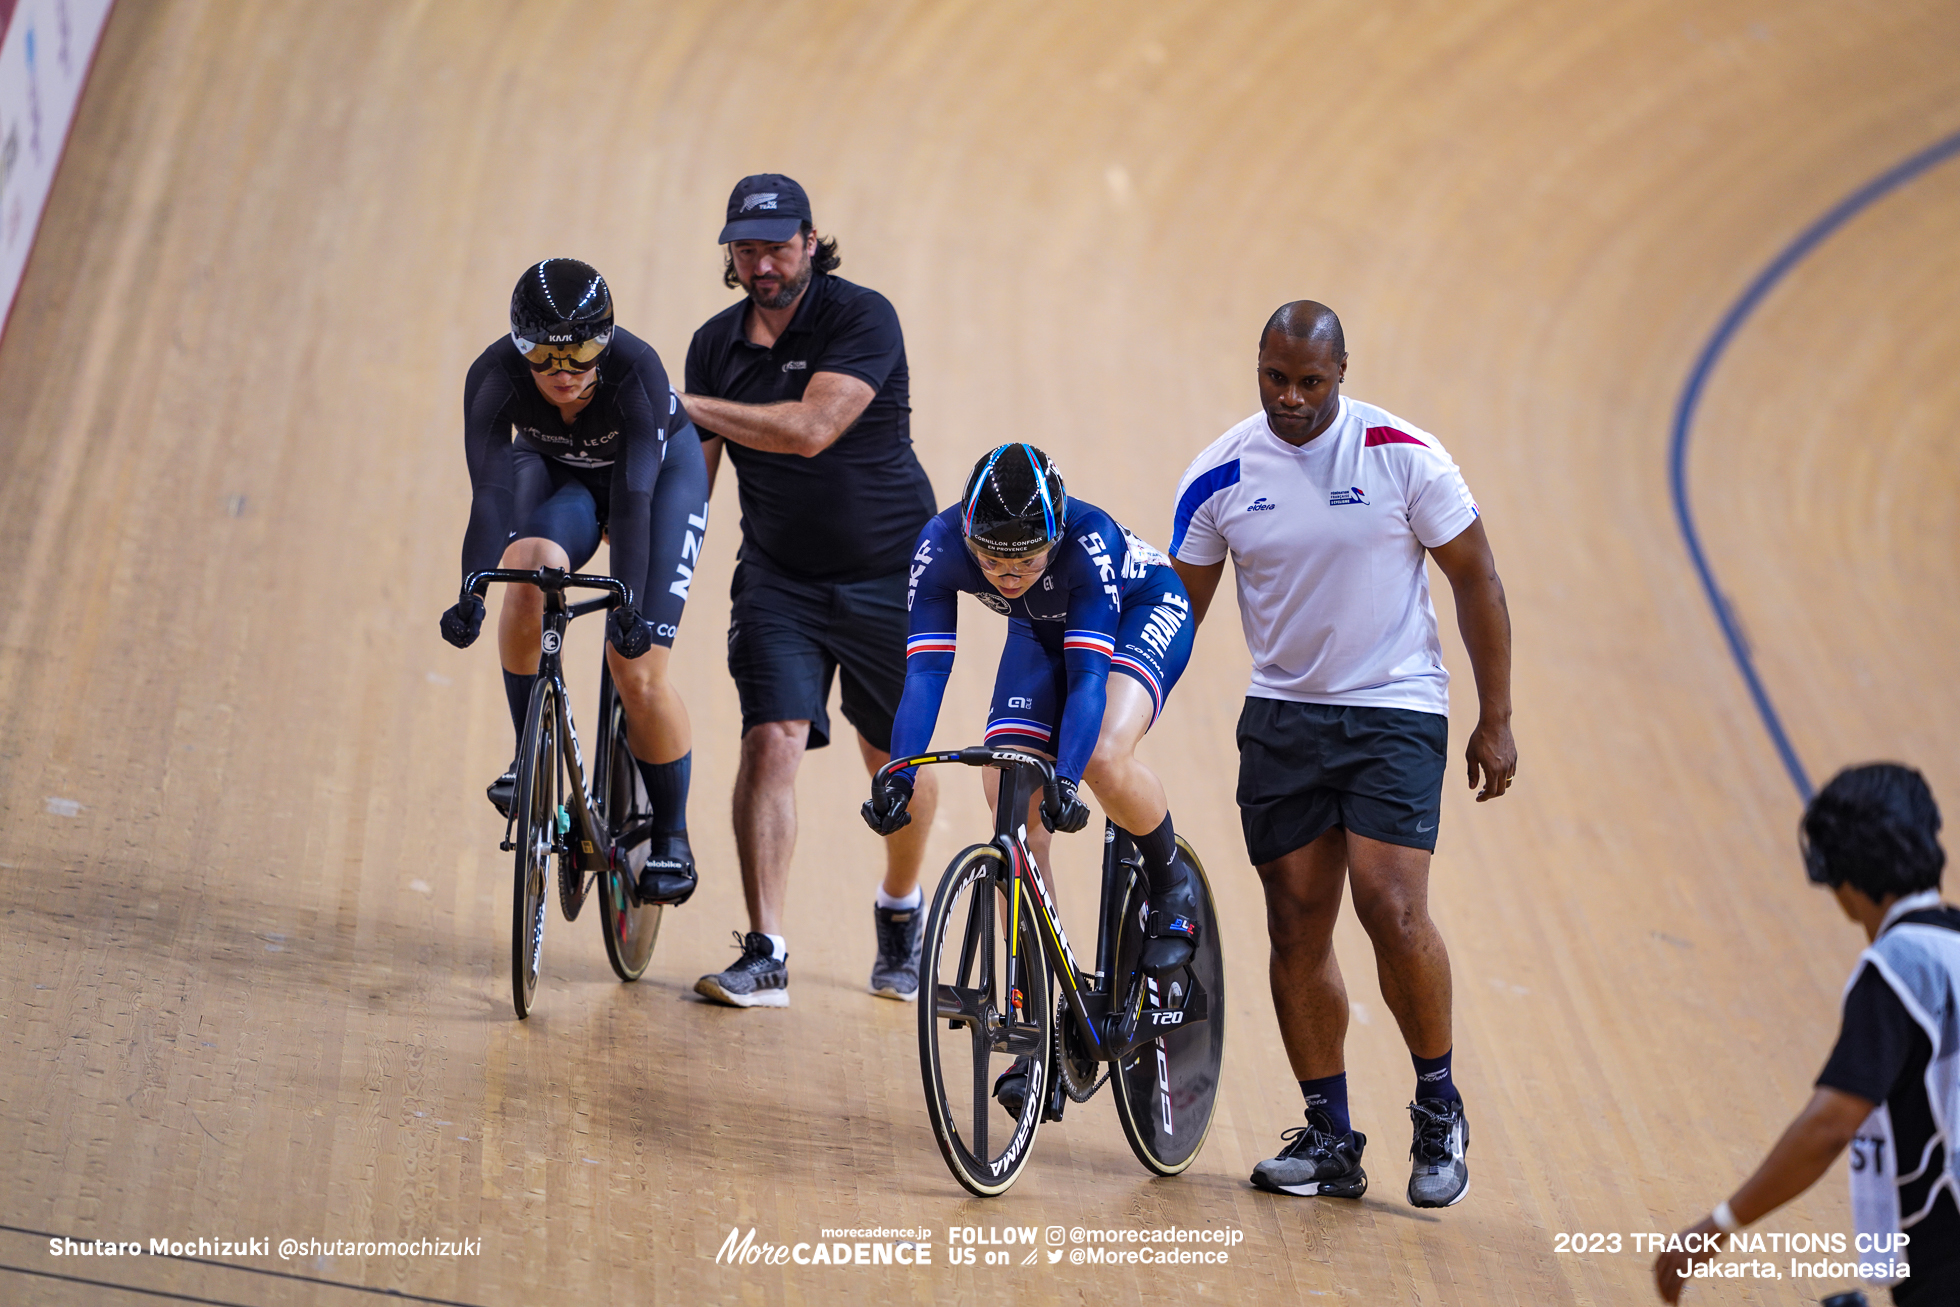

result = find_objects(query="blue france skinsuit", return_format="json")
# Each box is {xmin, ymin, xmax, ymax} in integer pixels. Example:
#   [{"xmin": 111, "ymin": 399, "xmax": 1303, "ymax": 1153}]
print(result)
[{"xmin": 889, "ymin": 499, "xmax": 1194, "ymax": 785}]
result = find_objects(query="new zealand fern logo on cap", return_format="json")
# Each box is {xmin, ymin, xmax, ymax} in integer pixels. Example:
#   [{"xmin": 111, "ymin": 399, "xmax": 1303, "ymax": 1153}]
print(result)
[{"xmin": 740, "ymin": 192, "xmax": 780, "ymax": 212}]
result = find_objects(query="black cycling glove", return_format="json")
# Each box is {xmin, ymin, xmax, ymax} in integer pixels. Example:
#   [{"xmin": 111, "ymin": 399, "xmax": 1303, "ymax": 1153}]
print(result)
[
  {"xmin": 439, "ymin": 592, "xmax": 485, "ymax": 648},
  {"xmin": 862, "ymin": 774, "xmax": 915, "ymax": 836},
  {"xmin": 607, "ymin": 606, "xmax": 654, "ymax": 659},
  {"xmin": 1040, "ymin": 775, "xmax": 1091, "ymax": 834}
]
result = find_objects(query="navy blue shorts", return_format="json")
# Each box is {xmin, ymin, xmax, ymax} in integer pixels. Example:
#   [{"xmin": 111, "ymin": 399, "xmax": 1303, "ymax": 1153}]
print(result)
[
  {"xmin": 983, "ymin": 588, "xmax": 1194, "ymax": 754},
  {"xmin": 1235, "ymin": 699, "xmax": 1448, "ymax": 863},
  {"xmin": 726, "ymin": 562, "xmax": 909, "ymax": 751},
  {"xmin": 512, "ymin": 424, "xmax": 709, "ymax": 648}
]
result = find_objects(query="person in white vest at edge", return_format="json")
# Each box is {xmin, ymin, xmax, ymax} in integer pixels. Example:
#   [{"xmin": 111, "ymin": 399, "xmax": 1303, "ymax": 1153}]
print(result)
[{"xmin": 1654, "ymin": 763, "xmax": 1959, "ymax": 1304}]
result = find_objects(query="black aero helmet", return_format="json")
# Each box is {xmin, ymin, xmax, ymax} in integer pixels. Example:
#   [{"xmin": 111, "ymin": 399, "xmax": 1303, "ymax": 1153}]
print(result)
[
  {"xmin": 961, "ymin": 444, "xmax": 1067, "ymax": 558},
  {"xmin": 510, "ymin": 258, "xmax": 614, "ymax": 372}
]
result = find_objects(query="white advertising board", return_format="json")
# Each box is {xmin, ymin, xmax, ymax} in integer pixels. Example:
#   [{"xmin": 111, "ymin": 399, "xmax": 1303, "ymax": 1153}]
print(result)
[{"xmin": 0, "ymin": 0, "xmax": 114, "ymax": 341}]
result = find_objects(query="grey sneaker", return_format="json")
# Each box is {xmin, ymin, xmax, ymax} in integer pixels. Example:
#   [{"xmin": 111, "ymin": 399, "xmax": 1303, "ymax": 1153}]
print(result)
[
  {"xmin": 694, "ymin": 931, "xmax": 789, "ymax": 1008},
  {"xmin": 1407, "ymin": 1097, "xmax": 1470, "ymax": 1207},
  {"xmin": 869, "ymin": 902, "xmax": 923, "ymax": 1000},
  {"xmin": 1249, "ymin": 1111, "xmax": 1368, "ymax": 1198}
]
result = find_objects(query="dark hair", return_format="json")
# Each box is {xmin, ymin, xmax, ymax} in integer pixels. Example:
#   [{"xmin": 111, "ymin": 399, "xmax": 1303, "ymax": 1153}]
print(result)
[
  {"xmin": 1801, "ymin": 763, "xmax": 1945, "ymax": 899},
  {"xmin": 722, "ymin": 222, "xmax": 841, "ymax": 289},
  {"xmin": 1259, "ymin": 300, "xmax": 1345, "ymax": 355}
]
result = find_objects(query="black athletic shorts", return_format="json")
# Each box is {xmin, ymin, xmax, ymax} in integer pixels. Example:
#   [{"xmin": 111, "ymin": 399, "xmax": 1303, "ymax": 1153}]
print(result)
[
  {"xmin": 1236, "ymin": 698, "xmax": 1449, "ymax": 864},
  {"xmin": 726, "ymin": 561, "xmax": 909, "ymax": 751}
]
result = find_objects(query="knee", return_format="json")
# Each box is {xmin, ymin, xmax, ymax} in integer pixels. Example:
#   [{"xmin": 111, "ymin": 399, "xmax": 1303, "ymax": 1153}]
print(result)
[
  {"xmin": 1350, "ymin": 885, "xmax": 1429, "ymax": 949},
  {"xmin": 740, "ymin": 721, "xmax": 806, "ymax": 776},
  {"xmin": 1257, "ymin": 871, "xmax": 1339, "ymax": 942},
  {"xmin": 1082, "ymin": 739, "xmax": 1125, "ymax": 794},
  {"xmin": 499, "ymin": 537, "xmax": 567, "ymax": 569}
]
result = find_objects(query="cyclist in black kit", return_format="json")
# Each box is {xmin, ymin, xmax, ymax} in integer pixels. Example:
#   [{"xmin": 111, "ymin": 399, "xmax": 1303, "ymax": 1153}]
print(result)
[{"xmin": 439, "ymin": 259, "xmax": 710, "ymax": 905}]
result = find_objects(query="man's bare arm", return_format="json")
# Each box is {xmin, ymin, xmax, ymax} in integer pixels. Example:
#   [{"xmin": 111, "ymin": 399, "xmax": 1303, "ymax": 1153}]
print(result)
[
  {"xmin": 680, "ymin": 371, "xmax": 874, "ymax": 460},
  {"xmin": 699, "ymin": 435, "xmax": 724, "ymax": 495},
  {"xmin": 1427, "ymin": 518, "xmax": 1515, "ymax": 800},
  {"xmin": 1651, "ymin": 1087, "xmax": 1871, "ymax": 1303},
  {"xmin": 1170, "ymin": 558, "xmax": 1226, "ymax": 627}
]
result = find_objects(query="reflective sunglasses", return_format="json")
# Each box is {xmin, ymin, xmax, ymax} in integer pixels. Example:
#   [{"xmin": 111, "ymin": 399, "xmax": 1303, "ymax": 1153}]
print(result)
[{"xmin": 514, "ymin": 328, "xmax": 611, "ymax": 373}]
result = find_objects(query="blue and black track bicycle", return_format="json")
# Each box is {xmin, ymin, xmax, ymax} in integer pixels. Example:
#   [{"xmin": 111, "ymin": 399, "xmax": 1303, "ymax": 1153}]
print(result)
[{"xmin": 879, "ymin": 746, "xmax": 1225, "ymax": 1196}]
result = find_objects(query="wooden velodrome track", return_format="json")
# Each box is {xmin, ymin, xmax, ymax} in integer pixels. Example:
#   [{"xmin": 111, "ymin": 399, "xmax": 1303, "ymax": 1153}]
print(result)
[{"xmin": 2, "ymin": 2, "xmax": 1956, "ymax": 1303}]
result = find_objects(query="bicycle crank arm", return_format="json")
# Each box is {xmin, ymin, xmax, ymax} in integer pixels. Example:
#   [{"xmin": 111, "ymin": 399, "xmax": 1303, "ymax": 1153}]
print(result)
[
  {"xmin": 1103, "ymin": 976, "xmax": 1211, "ymax": 1061},
  {"xmin": 991, "ymin": 1023, "xmax": 1047, "ymax": 1057}
]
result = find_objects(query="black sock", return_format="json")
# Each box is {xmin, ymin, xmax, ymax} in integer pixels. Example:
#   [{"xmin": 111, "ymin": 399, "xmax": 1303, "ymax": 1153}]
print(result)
[
  {"xmin": 634, "ymin": 751, "xmax": 691, "ymax": 837},
  {"xmin": 501, "ymin": 669, "xmax": 536, "ymax": 743},
  {"xmin": 1299, "ymin": 1072, "xmax": 1351, "ymax": 1136},
  {"xmin": 1413, "ymin": 1048, "xmax": 1460, "ymax": 1103},
  {"xmin": 1130, "ymin": 813, "xmax": 1179, "ymax": 894}
]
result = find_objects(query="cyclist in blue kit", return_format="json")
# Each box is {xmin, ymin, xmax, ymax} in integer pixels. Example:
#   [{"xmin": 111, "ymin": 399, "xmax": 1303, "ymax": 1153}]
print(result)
[{"xmin": 864, "ymin": 444, "xmax": 1199, "ymax": 1107}]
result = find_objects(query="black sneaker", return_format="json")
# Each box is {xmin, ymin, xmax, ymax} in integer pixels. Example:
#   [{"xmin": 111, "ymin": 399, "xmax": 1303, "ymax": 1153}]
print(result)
[
  {"xmin": 694, "ymin": 931, "xmax": 788, "ymax": 1008},
  {"xmin": 1249, "ymin": 1110, "xmax": 1368, "ymax": 1198},
  {"xmin": 869, "ymin": 901, "xmax": 923, "ymax": 1000},
  {"xmin": 487, "ymin": 764, "xmax": 517, "ymax": 818},
  {"xmin": 636, "ymin": 831, "xmax": 697, "ymax": 905},
  {"xmin": 1141, "ymin": 862, "xmax": 1201, "ymax": 974},
  {"xmin": 1407, "ymin": 1097, "xmax": 1470, "ymax": 1207}
]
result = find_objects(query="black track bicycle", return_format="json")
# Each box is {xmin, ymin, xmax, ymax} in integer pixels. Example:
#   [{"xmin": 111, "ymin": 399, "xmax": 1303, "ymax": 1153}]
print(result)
[
  {"xmin": 882, "ymin": 746, "xmax": 1226, "ymax": 1196},
  {"xmin": 466, "ymin": 567, "xmax": 664, "ymax": 1018}
]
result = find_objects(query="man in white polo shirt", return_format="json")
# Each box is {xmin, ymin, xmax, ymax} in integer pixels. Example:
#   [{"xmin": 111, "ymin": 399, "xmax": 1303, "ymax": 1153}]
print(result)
[{"xmin": 1170, "ymin": 300, "xmax": 1516, "ymax": 1209}]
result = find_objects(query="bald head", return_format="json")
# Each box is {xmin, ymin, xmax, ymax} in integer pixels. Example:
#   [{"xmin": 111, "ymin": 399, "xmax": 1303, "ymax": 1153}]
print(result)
[{"xmin": 1259, "ymin": 301, "xmax": 1345, "ymax": 357}]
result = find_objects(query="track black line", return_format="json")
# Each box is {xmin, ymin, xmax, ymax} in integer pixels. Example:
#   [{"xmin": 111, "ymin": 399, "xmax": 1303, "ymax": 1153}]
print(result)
[{"xmin": 1667, "ymin": 127, "xmax": 1960, "ymax": 801}]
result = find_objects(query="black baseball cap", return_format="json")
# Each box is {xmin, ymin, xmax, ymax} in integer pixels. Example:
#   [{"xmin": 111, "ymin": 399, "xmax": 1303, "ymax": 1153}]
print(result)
[{"xmin": 718, "ymin": 174, "xmax": 812, "ymax": 244}]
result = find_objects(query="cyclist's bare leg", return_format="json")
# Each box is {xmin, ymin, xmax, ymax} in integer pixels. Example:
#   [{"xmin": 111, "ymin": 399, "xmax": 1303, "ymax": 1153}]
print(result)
[
  {"xmin": 606, "ymin": 642, "xmax": 690, "ymax": 765},
  {"xmin": 856, "ymin": 733, "xmax": 937, "ymax": 900},
  {"xmin": 496, "ymin": 536, "xmax": 572, "ymax": 674},
  {"xmin": 1080, "ymin": 676, "xmax": 1166, "ymax": 836}
]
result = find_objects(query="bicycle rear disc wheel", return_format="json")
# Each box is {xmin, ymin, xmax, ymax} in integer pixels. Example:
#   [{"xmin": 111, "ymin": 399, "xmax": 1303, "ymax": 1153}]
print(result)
[
  {"xmin": 511, "ymin": 679, "xmax": 559, "ymax": 1019},
  {"xmin": 1109, "ymin": 837, "xmax": 1225, "ymax": 1175},
  {"xmin": 599, "ymin": 697, "xmax": 662, "ymax": 981},
  {"xmin": 918, "ymin": 844, "xmax": 1051, "ymax": 1197}
]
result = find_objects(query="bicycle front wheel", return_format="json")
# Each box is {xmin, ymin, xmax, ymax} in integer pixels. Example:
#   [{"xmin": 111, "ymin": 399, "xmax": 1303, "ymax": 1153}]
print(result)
[
  {"xmin": 510, "ymin": 678, "xmax": 559, "ymax": 1019},
  {"xmin": 1109, "ymin": 837, "xmax": 1225, "ymax": 1175},
  {"xmin": 598, "ymin": 691, "xmax": 662, "ymax": 981},
  {"xmin": 918, "ymin": 844, "xmax": 1052, "ymax": 1197}
]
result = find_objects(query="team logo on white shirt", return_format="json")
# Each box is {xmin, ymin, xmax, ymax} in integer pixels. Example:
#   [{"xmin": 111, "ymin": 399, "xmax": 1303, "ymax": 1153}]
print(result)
[
  {"xmin": 1246, "ymin": 497, "xmax": 1276, "ymax": 512},
  {"xmin": 1328, "ymin": 486, "xmax": 1369, "ymax": 506}
]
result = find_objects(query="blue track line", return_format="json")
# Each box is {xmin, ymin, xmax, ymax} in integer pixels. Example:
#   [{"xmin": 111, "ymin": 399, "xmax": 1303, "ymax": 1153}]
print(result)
[{"xmin": 1667, "ymin": 127, "xmax": 1960, "ymax": 803}]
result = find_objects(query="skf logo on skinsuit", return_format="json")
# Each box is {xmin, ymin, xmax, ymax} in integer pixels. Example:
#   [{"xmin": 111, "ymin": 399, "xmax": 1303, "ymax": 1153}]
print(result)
[
  {"xmin": 1074, "ymin": 530, "xmax": 1121, "ymax": 611},
  {"xmin": 1328, "ymin": 487, "xmax": 1369, "ymax": 506},
  {"xmin": 1246, "ymin": 497, "xmax": 1277, "ymax": 512},
  {"xmin": 907, "ymin": 537, "xmax": 935, "ymax": 611},
  {"xmin": 740, "ymin": 192, "xmax": 780, "ymax": 212}
]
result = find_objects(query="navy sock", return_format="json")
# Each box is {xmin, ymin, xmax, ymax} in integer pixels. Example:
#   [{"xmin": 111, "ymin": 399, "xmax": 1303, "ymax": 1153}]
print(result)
[
  {"xmin": 1413, "ymin": 1048, "xmax": 1460, "ymax": 1103},
  {"xmin": 1130, "ymin": 813, "xmax": 1179, "ymax": 894},
  {"xmin": 634, "ymin": 751, "xmax": 691, "ymax": 836},
  {"xmin": 501, "ymin": 669, "xmax": 536, "ymax": 741},
  {"xmin": 1299, "ymin": 1073, "xmax": 1351, "ymax": 1137}
]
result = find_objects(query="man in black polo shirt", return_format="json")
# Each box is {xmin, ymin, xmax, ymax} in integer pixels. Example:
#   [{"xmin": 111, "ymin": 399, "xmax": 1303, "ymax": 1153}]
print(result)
[
  {"xmin": 681, "ymin": 174, "xmax": 939, "ymax": 1010},
  {"xmin": 1653, "ymin": 763, "xmax": 1958, "ymax": 1305}
]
